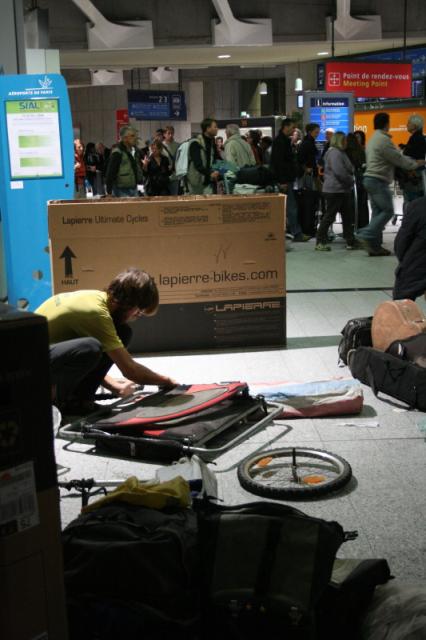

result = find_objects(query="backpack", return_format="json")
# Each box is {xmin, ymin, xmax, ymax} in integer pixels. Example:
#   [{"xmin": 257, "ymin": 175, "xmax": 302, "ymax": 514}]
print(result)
[
  {"xmin": 62, "ymin": 502, "xmax": 200, "ymax": 634},
  {"xmin": 174, "ymin": 137, "xmax": 198, "ymax": 180},
  {"xmin": 338, "ymin": 316, "xmax": 373, "ymax": 365}
]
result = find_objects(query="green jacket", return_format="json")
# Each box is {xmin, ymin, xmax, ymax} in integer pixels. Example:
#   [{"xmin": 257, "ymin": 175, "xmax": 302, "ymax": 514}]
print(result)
[
  {"xmin": 106, "ymin": 143, "xmax": 143, "ymax": 192},
  {"xmin": 224, "ymin": 134, "xmax": 256, "ymax": 169}
]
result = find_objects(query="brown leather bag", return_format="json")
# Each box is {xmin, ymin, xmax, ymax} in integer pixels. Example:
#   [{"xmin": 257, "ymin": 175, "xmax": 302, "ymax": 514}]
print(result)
[{"xmin": 372, "ymin": 299, "xmax": 426, "ymax": 352}]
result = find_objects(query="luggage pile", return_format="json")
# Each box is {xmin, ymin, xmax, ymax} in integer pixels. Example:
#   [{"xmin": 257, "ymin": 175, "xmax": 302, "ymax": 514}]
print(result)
[
  {"xmin": 62, "ymin": 483, "xmax": 391, "ymax": 640},
  {"xmin": 340, "ymin": 299, "xmax": 426, "ymax": 410}
]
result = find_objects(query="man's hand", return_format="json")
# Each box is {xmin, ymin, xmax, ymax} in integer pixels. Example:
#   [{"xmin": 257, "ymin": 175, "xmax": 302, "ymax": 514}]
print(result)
[
  {"xmin": 210, "ymin": 170, "xmax": 220, "ymax": 182},
  {"xmin": 103, "ymin": 375, "xmax": 138, "ymax": 397}
]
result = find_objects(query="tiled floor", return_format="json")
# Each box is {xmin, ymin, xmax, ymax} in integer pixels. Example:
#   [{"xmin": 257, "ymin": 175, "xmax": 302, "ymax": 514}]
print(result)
[{"xmin": 56, "ymin": 202, "xmax": 426, "ymax": 583}]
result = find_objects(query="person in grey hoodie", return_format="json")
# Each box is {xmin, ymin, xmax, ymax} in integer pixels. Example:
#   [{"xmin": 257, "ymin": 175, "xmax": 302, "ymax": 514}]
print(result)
[
  {"xmin": 224, "ymin": 124, "xmax": 256, "ymax": 168},
  {"xmin": 355, "ymin": 112, "xmax": 425, "ymax": 256},
  {"xmin": 315, "ymin": 132, "xmax": 358, "ymax": 251}
]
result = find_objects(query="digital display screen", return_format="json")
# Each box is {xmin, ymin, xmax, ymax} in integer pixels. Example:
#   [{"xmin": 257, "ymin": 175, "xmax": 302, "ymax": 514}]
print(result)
[
  {"xmin": 309, "ymin": 97, "xmax": 351, "ymax": 141},
  {"xmin": 128, "ymin": 90, "xmax": 187, "ymax": 121},
  {"xmin": 6, "ymin": 99, "xmax": 63, "ymax": 179}
]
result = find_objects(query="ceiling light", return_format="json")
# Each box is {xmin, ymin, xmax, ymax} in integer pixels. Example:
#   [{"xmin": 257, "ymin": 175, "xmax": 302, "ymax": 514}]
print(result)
[
  {"xmin": 259, "ymin": 81, "xmax": 268, "ymax": 95},
  {"xmin": 295, "ymin": 77, "xmax": 303, "ymax": 92},
  {"xmin": 217, "ymin": 54, "xmax": 231, "ymax": 59},
  {"xmin": 317, "ymin": 51, "xmax": 330, "ymax": 56}
]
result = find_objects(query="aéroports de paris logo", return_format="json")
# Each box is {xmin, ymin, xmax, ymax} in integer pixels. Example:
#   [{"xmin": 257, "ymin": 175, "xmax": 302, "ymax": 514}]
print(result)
[{"xmin": 38, "ymin": 75, "xmax": 52, "ymax": 89}]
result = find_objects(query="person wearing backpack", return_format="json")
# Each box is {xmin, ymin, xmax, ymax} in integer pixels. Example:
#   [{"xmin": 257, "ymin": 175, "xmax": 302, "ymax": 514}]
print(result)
[
  {"xmin": 105, "ymin": 126, "xmax": 144, "ymax": 197},
  {"xmin": 186, "ymin": 118, "xmax": 221, "ymax": 195}
]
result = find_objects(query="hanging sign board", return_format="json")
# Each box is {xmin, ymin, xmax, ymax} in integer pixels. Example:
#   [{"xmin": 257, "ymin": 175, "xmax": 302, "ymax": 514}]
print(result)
[
  {"xmin": 325, "ymin": 62, "xmax": 412, "ymax": 98},
  {"xmin": 127, "ymin": 90, "xmax": 187, "ymax": 121}
]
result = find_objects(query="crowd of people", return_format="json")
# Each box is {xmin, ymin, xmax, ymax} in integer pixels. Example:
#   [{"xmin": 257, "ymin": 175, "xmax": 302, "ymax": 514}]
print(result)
[{"xmin": 74, "ymin": 112, "xmax": 426, "ymax": 260}]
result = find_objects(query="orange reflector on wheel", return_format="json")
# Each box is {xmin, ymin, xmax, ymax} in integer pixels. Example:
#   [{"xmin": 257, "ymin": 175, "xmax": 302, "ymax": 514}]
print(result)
[
  {"xmin": 255, "ymin": 456, "xmax": 273, "ymax": 468},
  {"xmin": 302, "ymin": 475, "xmax": 327, "ymax": 485}
]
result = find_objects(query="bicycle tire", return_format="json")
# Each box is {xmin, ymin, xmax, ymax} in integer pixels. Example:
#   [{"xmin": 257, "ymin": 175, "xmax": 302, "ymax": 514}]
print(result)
[{"xmin": 237, "ymin": 447, "xmax": 352, "ymax": 500}]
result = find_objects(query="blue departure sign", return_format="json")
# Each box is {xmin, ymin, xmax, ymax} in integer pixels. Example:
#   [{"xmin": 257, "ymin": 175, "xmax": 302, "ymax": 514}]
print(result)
[
  {"xmin": 128, "ymin": 90, "xmax": 187, "ymax": 121},
  {"xmin": 304, "ymin": 92, "xmax": 354, "ymax": 142}
]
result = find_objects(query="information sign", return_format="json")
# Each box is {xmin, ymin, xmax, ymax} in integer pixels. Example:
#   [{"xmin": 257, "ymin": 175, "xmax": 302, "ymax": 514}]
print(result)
[
  {"xmin": 128, "ymin": 90, "xmax": 187, "ymax": 121},
  {"xmin": 5, "ymin": 99, "xmax": 63, "ymax": 178},
  {"xmin": 304, "ymin": 93, "xmax": 354, "ymax": 142}
]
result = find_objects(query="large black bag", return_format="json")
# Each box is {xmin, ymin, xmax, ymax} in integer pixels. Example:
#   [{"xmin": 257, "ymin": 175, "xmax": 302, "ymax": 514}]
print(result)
[
  {"xmin": 348, "ymin": 346, "xmax": 426, "ymax": 410},
  {"xmin": 62, "ymin": 503, "xmax": 200, "ymax": 635},
  {"xmin": 196, "ymin": 500, "xmax": 348, "ymax": 639},
  {"xmin": 338, "ymin": 316, "xmax": 373, "ymax": 365},
  {"xmin": 236, "ymin": 165, "xmax": 275, "ymax": 186}
]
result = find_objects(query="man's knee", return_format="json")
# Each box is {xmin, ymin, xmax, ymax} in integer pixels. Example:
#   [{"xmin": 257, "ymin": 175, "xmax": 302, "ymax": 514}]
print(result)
[{"xmin": 50, "ymin": 337, "xmax": 103, "ymax": 368}]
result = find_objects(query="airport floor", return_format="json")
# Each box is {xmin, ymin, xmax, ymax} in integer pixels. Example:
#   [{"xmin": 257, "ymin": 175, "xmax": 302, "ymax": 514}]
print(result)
[{"xmin": 56, "ymin": 197, "xmax": 426, "ymax": 583}]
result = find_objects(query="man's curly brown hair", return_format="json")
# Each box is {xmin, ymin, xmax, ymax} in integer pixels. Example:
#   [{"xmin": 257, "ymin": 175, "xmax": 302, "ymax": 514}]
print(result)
[{"xmin": 106, "ymin": 268, "xmax": 159, "ymax": 314}]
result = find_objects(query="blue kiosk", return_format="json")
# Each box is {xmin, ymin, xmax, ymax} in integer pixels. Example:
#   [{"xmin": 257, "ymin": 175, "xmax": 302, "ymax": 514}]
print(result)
[{"xmin": 0, "ymin": 74, "xmax": 73, "ymax": 309}]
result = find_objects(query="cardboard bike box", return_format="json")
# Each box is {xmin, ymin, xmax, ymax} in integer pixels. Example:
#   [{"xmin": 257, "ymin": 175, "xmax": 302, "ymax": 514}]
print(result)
[{"xmin": 47, "ymin": 194, "xmax": 286, "ymax": 353}]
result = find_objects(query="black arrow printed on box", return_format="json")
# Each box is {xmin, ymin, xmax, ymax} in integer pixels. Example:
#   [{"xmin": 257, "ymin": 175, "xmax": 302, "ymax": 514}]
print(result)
[{"xmin": 59, "ymin": 246, "xmax": 76, "ymax": 278}]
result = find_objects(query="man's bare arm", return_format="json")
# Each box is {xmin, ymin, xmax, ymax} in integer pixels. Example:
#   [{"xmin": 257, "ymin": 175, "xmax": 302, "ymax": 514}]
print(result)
[{"xmin": 107, "ymin": 347, "xmax": 176, "ymax": 387}]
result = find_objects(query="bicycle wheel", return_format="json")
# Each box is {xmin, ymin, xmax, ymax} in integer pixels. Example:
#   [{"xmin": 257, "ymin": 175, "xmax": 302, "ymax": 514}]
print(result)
[{"xmin": 238, "ymin": 447, "xmax": 352, "ymax": 500}]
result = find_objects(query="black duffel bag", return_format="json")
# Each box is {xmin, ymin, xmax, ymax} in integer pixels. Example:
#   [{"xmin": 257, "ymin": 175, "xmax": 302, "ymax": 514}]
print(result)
[
  {"xmin": 348, "ymin": 346, "xmax": 426, "ymax": 410},
  {"xmin": 236, "ymin": 165, "xmax": 275, "ymax": 186},
  {"xmin": 338, "ymin": 316, "xmax": 373, "ymax": 365}
]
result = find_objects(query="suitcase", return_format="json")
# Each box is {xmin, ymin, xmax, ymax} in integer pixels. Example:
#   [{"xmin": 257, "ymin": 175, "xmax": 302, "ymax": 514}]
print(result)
[
  {"xmin": 371, "ymin": 299, "xmax": 426, "ymax": 352},
  {"xmin": 60, "ymin": 383, "xmax": 282, "ymax": 463},
  {"xmin": 348, "ymin": 346, "xmax": 426, "ymax": 411}
]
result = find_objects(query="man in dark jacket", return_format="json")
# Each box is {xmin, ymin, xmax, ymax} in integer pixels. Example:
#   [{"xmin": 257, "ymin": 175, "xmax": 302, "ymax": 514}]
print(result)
[
  {"xmin": 296, "ymin": 123, "xmax": 321, "ymax": 237},
  {"xmin": 393, "ymin": 196, "xmax": 426, "ymax": 300},
  {"xmin": 400, "ymin": 114, "xmax": 426, "ymax": 206},
  {"xmin": 270, "ymin": 118, "xmax": 309, "ymax": 241}
]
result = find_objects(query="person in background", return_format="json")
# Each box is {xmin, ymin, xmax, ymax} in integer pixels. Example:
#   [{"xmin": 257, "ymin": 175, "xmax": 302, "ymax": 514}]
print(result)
[
  {"xmin": 187, "ymin": 118, "xmax": 221, "ymax": 195},
  {"xmin": 223, "ymin": 123, "xmax": 256, "ymax": 169},
  {"xmin": 270, "ymin": 118, "xmax": 309, "ymax": 243},
  {"xmin": 74, "ymin": 138, "xmax": 86, "ymax": 198},
  {"xmin": 398, "ymin": 114, "xmax": 426, "ymax": 207},
  {"xmin": 291, "ymin": 128, "xmax": 303, "ymax": 152},
  {"xmin": 315, "ymin": 131, "xmax": 360, "ymax": 251},
  {"xmin": 393, "ymin": 195, "xmax": 426, "ymax": 301},
  {"xmin": 95, "ymin": 142, "xmax": 110, "ymax": 193},
  {"xmin": 162, "ymin": 125, "xmax": 180, "ymax": 195},
  {"xmin": 247, "ymin": 129, "xmax": 263, "ymax": 165},
  {"xmin": 355, "ymin": 112, "xmax": 424, "ymax": 256},
  {"xmin": 154, "ymin": 128, "xmax": 165, "ymax": 142},
  {"xmin": 140, "ymin": 139, "xmax": 151, "ymax": 160},
  {"xmin": 84, "ymin": 142, "xmax": 100, "ymax": 195},
  {"xmin": 261, "ymin": 135, "xmax": 273, "ymax": 165},
  {"xmin": 345, "ymin": 132, "xmax": 369, "ymax": 229},
  {"xmin": 215, "ymin": 136, "xmax": 225, "ymax": 159},
  {"xmin": 354, "ymin": 129, "xmax": 366, "ymax": 150},
  {"xmin": 105, "ymin": 126, "xmax": 143, "ymax": 197},
  {"xmin": 36, "ymin": 268, "xmax": 176, "ymax": 417},
  {"xmin": 297, "ymin": 123, "xmax": 321, "ymax": 237},
  {"xmin": 142, "ymin": 140, "xmax": 171, "ymax": 196}
]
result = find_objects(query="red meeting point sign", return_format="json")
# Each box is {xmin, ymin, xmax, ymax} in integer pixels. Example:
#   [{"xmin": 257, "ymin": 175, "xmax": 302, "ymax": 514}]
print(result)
[{"xmin": 325, "ymin": 62, "xmax": 412, "ymax": 98}]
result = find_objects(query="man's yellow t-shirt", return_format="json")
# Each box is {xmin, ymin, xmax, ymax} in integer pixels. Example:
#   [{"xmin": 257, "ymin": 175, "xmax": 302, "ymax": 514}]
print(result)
[{"xmin": 36, "ymin": 290, "xmax": 123, "ymax": 353}]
